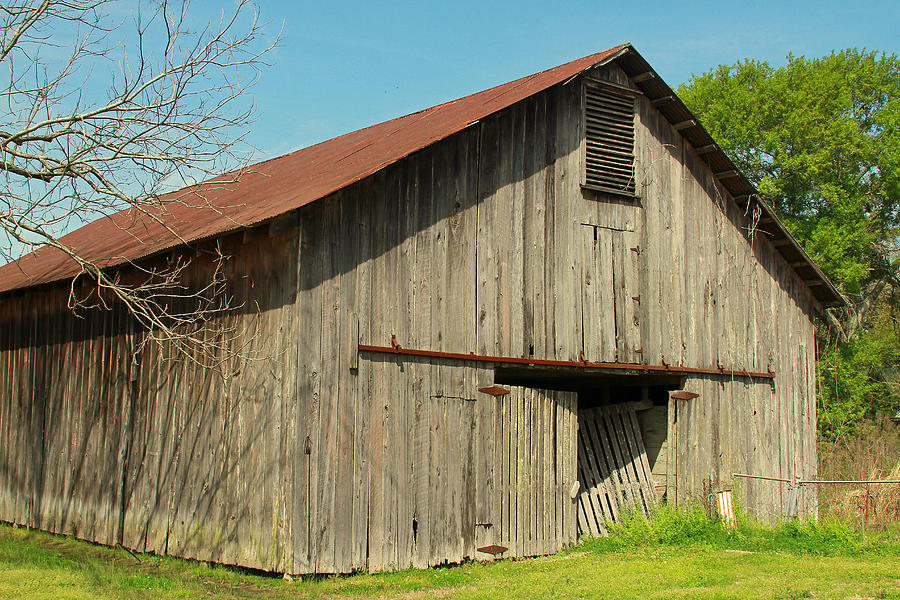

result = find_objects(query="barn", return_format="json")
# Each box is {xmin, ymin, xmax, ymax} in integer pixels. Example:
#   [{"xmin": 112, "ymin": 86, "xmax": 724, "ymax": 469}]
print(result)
[{"xmin": 0, "ymin": 44, "xmax": 843, "ymax": 574}]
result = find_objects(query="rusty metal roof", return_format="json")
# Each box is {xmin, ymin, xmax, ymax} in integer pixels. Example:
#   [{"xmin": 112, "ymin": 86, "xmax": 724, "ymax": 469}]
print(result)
[{"xmin": 0, "ymin": 43, "xmax": 843, "ymax": 307}]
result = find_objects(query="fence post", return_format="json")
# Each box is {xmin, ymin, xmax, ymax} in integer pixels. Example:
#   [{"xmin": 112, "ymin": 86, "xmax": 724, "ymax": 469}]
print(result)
[{"xmin": 786, "ymin": 481, "xmax": 800, "ymax": 519}]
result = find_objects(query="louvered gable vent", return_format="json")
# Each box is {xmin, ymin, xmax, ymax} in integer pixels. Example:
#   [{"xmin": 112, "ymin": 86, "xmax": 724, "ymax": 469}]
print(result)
[{"xmin": 584, "ymin": 82, "xmax": 636, "ymax": 195}]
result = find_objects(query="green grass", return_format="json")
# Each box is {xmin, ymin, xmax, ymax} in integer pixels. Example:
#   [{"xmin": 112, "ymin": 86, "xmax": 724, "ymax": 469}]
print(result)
[
  {"xmin": 584, "ymin": 503, "xmax": 900, "ymax": 556},
  {"xmin": 1, "ymin": 509, "xmax": 899, "ymax": 599}
]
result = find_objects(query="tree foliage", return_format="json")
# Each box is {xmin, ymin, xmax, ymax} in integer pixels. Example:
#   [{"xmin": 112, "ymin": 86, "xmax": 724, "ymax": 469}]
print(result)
[
  {"xmin": 817, "ymin": 301, "xmax": 900, "ymax": 440},
  {"xmin": 678, "ymin": 49, "xmax": 900, "ymax": 438}
]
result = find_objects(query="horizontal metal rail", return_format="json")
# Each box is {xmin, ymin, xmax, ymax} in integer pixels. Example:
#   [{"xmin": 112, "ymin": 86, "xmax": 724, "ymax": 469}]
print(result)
[
  {"xmin": 733, "ymin": 473, "xmax": 900, "ymax": 485},
  {"xmin": 359, "ymin": 343, "xmax": 775, "ymax": 379},
  {"xmin": 732, "ymin": 473, "xmax": 792, "ymax": 483},
  {"xmin": 733, "ymin": 474, "xmax": 899, "ymax": 528},
  {"xmin": 798, "ymin": 480, "xmax": 900, "ymax": 485}
]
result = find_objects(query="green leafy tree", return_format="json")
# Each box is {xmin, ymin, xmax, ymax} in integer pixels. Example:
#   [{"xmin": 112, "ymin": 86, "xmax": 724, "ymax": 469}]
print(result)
[
  {"xmin": 817, "ymin": 302, "xmax": 900, "ymax": 440},
  {"xmin": 678, "ymin": 50, "xmax": 900, "ymax": 437}
]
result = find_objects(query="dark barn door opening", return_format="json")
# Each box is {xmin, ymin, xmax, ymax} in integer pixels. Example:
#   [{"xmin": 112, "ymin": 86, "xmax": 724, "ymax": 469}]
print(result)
[
  {"xmin": 495, "ymin": 366, "xmax": 677, "ymax": 538},
  {"xmin": 576, "ymin": 385, "xmax": 674, "ymax": 536},
  {"xmin": 575, "ymin": 401, "xmax": 654, "ymax": 536}
]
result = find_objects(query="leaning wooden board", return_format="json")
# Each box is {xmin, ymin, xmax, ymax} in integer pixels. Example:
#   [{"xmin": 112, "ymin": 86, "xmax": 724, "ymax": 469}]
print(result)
[{"xmin": 576, "ymin": 403, "xmax": 656, "ymax": 537}]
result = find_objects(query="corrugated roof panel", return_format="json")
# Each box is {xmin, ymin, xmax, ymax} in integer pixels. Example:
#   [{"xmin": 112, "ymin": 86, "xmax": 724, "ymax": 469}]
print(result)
[
  {"xmin": 0, "ymin": 43, "xmax": 843, "ymax": 307},
  {"xmin": 0, "ymin": 45, "xmax": 630, "ymax": 293}
]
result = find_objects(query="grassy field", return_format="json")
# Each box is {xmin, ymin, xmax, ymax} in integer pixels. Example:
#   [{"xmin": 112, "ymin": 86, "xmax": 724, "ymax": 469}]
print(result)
[{"xmin": 1, "ymin": 508, "xmax": 899, "ymax": 600}]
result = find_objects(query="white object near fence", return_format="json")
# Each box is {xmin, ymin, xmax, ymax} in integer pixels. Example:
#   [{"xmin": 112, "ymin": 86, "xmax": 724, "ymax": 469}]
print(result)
[{"xmin": 716, "ymin": 490, "xmax": 736, "ymax": 528}]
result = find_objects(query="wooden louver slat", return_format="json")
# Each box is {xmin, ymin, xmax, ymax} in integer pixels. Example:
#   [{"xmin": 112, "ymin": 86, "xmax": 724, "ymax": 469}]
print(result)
[{"xmin": 585, "ymin": 84, "xmax": 635, "ymax": 195}]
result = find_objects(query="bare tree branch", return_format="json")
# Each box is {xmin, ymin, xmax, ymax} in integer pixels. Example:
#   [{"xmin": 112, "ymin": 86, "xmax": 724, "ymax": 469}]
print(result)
[{"xmin": 0, "ymin": 0, "xmax": 279, "ymax": 366}]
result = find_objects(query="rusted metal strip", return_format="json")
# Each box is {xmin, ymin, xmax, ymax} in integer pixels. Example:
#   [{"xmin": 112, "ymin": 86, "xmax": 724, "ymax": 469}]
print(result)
[
  {"xmin": 478, "ymin": 385, "xmax": 510, "ymax": 397},
  {"xmin": 670, "ymin": 391, "xmax": 699, "ymax": 400},
  {"xmin": 358, "ymin": 344, "xmax": 775, "ymax": 379}
]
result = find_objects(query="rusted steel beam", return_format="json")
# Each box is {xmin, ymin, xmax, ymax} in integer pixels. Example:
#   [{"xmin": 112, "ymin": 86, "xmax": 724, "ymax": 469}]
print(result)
[
  {"xmin": 358, "ymin": 344, "xmax": 775, "ymax": 379},
  {"xmin": 478, "ymin": 385, "xmax": 510, "ymax": 397}
]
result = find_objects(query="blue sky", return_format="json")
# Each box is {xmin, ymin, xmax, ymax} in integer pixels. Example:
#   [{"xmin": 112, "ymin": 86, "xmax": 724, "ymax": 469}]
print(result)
[
  {"xmin": 234, "ymin": 0, "xmax": 899, "ymax": 161},
  {"xmin": 1, "ymin": 1, "xmax": 896, "ymax": 262}
]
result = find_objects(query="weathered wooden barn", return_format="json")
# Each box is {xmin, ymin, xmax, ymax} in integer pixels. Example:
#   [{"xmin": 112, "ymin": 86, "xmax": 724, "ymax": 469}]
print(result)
[{"xmin": 0, "ymin": 44, "xmax": 843, "ymax": 574}]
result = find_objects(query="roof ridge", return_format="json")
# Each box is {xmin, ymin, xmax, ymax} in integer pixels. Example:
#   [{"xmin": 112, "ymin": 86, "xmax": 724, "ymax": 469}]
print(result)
[
  {"xmin": 223, "ymin": 44, "xmax": 633, "ymax": 174},
  {"xmin": 0, "ymin": 44, "xmax": 630, "ymax": 293}
]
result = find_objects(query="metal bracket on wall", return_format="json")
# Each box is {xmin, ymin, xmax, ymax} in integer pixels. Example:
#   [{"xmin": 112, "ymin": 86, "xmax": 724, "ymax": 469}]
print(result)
[
  {"xmin": 478, "ymin": 385, "xmax": 510, "ymax": 397},
  {"xmin": 476, "ymin": 544, "xmax": 508, "ymax": 556}
]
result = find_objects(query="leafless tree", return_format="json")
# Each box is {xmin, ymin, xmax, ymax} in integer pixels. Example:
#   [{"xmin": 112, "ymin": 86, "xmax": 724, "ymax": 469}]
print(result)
[{"xmin": 0, "ymin": 0, "xmax": 277, "ymax": 365}]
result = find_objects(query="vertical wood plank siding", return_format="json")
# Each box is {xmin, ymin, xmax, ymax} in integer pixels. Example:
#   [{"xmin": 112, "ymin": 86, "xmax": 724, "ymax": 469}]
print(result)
[
  {"xmin": 0, "ymin": 230, "xmax": 301, "ymax": 573},
  {"xmin": 0, "ymin": 60, "xmax": 819, "ymax": 573}
]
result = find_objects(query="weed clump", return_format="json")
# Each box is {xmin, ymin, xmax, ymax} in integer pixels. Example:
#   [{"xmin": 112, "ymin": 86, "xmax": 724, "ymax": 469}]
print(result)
[
  {"xmin": 769, "ymin": 518, "xmax": 863, "ymax": 555},
  {"xmin": 574, "ymin": 503, "xmax": 898, "ymax": 557},
  {"xmin": 601, "ymin": 504, "xmax": 721, "ymax": 547},
  {"xmin": 577, "ymin": 504, "xmax": 726, "ymax": 552}
]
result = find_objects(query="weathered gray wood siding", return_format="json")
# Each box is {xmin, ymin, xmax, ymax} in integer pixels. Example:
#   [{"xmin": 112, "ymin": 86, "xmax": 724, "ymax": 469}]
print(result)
[
  {"xmin": 293, "ymin": 98, "xmax": 585, "ymax": 570},
  {"xmin": 0, "ymin": 230, "xmax": 300, "ymax": 572},
  {"xmin": 0, "ymin": 57, "xmax": 819, "ymax": 574},
  {"xmin": 295, "ymin": 60, "xmax": 818, "ymax": 568},
  {"xmin": 619, "ymin": 59, "xmax": 819, "ymax": 518}
]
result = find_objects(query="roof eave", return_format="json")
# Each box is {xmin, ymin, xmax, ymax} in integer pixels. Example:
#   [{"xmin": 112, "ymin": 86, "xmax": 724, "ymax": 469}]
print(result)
[{"xmin": 612, "ymin": 46, "xmax": 846, "ymax": 310}]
